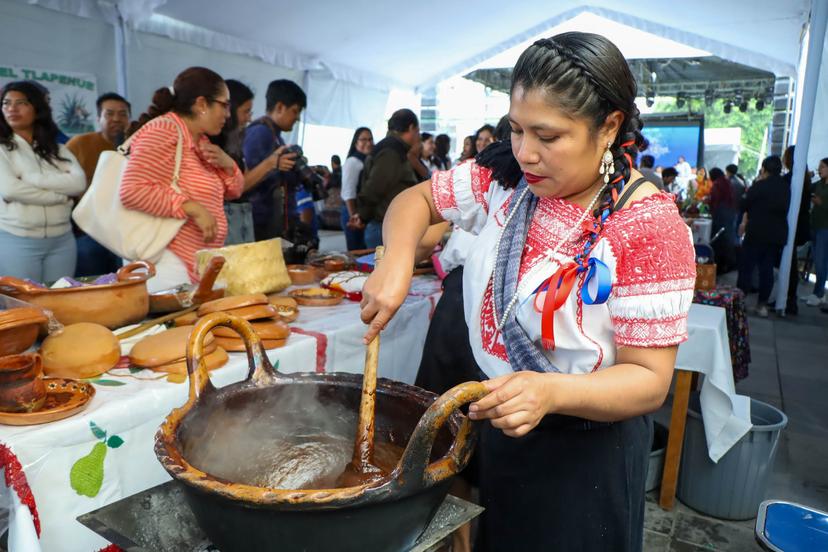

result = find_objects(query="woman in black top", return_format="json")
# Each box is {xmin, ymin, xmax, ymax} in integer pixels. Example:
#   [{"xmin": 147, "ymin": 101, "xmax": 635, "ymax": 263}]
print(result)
[{"xmin": 737, "ymin": 155, "xmax": 790, "ymax": 316}]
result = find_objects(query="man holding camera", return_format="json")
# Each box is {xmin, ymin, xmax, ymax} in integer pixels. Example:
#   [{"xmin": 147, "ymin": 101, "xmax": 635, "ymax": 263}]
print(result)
[{"xmin": 242, "ymin": 79, "xmax": 306, "ymax": 242}]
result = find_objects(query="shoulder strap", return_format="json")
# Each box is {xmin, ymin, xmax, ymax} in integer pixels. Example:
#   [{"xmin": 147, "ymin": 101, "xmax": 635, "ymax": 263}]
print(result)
[
  {"xmin": 614, "ymin": 177, "xmax": 650, "ymax": 211},
  {"xmin": 118, "ymin": 116, "xmax": 184, "ymax": 193}
]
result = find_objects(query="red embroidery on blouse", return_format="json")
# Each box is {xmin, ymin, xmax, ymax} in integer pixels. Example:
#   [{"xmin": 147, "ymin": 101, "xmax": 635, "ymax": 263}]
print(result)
[
  {"xmin": 431, "ymin": 169, "xmax": 457, "ymax": 213},
  {"xmin": 0, "ymin": 444, "xmax": 40, "ymax": 537},
  {"xmin": 612, "ymin": 314, "xmax": 688, "ymax": 347},
  {"xmin": 470, "ymin": 164, "xmax": 493, "ymax": 211},
  {"xmin": 603, "ymin": 194, "xmax": 696, "ymax": 288},
  {"xmin": 480, "ymin": 278, "xmax": 508, "ymax": 361}
]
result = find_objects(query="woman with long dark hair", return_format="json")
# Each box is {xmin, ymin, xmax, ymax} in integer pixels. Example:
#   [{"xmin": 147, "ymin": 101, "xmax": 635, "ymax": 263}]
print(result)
[
  {"xmin": 340, "ymin": 126, "xmax": 373, "ymax": 250},
  {"xmin": 121, "ymin": 67, "xmax": 244, "ymax": 291},
  {"xmin": 433, "ymin": 133, "xmax": 451, "ymax": 170},
  {"xmin": 213, "ymin": 79, "xmax": 286, "ymax": 245},
  {"xmin": 457, "ymin": 134, "xmax": 476, "ymax": 165},
  {"xmin": 360, "ymin": 32, "xmax": 695, "ymax": 551},
  {"xmin": 0, "ymin": 81, "xmax": 85, "ymax": 281}
]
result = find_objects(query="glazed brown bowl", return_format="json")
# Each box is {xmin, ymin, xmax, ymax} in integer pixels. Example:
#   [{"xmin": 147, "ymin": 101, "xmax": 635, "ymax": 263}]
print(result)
[
  {"xmin": 0, "ymin": 307, "xmax": 48, "ymax": 356},
  {"xmin": 0, "ymin": 261, "xmax": 155, "ymax": 330},
  {"xmin": 0, "ymin": 353, "xmax": 46, "ymax": 413},
  {"xmin": 155, "ymin": 313, "xmax": 487, "ymax": 552}
]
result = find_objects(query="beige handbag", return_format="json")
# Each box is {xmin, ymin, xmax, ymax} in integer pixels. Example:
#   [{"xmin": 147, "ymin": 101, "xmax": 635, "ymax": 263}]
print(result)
[
  {"xmin": 72, "ymin": 117, "xmax": 185, "ymax": 263},
  {"xmin": 196, "ymin": 238, "xmax": 291, "ymax": 296}
]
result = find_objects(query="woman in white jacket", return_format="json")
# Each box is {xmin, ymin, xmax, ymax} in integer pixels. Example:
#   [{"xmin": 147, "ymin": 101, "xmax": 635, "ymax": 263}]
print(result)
[{"xmin": 0, "ymin": 81, "xmax": 85, "ymax": 282}]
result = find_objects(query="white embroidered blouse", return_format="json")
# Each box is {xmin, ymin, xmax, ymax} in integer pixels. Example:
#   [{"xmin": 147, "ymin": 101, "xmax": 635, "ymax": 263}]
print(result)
[{"xmin": 430, "ymin": 161, "xmax": 696, "ymax": 379}]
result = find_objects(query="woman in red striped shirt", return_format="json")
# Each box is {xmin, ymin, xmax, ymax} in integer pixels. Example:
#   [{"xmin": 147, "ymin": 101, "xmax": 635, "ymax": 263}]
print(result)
[{"xmin": 121, "ymin": 67, "xmax": 243, "ymax": 290}]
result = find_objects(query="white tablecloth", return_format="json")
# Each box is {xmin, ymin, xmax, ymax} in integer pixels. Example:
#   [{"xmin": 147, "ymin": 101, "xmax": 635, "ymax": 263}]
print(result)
[
  {"xmin": 676, "ymin": 303, "xmax": 752, "ymax": 463},
  {"xmin": 0, "ymin": 278, "xmax": 442, "ymax": 552}
]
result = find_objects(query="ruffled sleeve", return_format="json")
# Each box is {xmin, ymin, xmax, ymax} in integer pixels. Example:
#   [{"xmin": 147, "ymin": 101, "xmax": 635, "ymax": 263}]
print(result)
[
  {"xmin": 605, "ymin": 196, "xmax": 697, "ymax": 348},
  {"xmin": 430, "ymin": 160, "xmax": 496, "ymax": 235}
]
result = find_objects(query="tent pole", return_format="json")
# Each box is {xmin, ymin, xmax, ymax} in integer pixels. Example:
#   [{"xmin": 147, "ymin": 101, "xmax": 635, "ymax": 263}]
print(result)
[
  {"xmin": 114, "ymin": 10, "xmax": 128, "ymax": 97},
  {"xmin": 774, "ymin": 0, "xmax": 828, "ymax": 312}
]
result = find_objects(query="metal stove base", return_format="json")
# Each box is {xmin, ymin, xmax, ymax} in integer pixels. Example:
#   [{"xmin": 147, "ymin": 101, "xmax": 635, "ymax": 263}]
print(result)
[{"xmin": 78, "ymin": 481, "xmax": 483, "ymax": 552}]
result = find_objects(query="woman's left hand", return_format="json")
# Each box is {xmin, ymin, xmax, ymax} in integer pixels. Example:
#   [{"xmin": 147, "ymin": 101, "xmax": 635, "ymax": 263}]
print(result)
[
  {"xmin": 468, "ymin": 372, "xmax": 556, "ymax": 438},
  {"xmin": 200, "ymin": 143, "xmax": 236, "ymax": 172}
]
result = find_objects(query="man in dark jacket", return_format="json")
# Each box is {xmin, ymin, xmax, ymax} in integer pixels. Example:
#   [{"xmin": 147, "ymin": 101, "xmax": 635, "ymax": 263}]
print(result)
[
  {"xmin": 358, "ymin": 109, "xmax": 421, "ymax": 248},
  {"xmin": 242, "ymin": 79, "xmax": 304, "ymax": 241},
  {"xmin": 737, "ymin": 155, "xmax": 790, "ymax": 317}
]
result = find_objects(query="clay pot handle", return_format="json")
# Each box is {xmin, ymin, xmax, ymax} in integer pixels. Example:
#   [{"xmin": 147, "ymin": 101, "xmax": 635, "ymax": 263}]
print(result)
[
  {"xmin": 395, "ymin": 381, "xmax": 489, "ymax": 490},
  {"xmin": 0, "ymin": 276, "xmax": 41, "ymax": 294},
  {"xmin": 185, "ymin": 312, "xmax": 280, "ymax": 403},
  {"xmin": 117, "ymin": 261, "xmax": 156, "ymax": 282},
  {"xmin": 191, "ymin": 256, "xmax": 225, "ymax": 305}
]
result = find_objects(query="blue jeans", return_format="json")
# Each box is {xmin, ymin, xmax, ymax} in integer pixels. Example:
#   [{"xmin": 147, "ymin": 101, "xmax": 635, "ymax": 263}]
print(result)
[
  {"xmin": 0, "ymin": 229, "xmax": 76, "ymax": 283},
  {"xmin": 75, "ymin": 234, "xmax": 121, "ymax": 277},
  {"xmin": 224, "ymin": 202, "xmax": 255, "ymax": 246},
  {"xmin": 340, "ymin": 205, "xmax": 366, "ymax": 251},
  {"xmin": 364, "ymin": 221, "xmax": 383, "ymax": 249},
  {"xmin": 813, "ymin": 228, "xmax": 828, "ymax": 298}
]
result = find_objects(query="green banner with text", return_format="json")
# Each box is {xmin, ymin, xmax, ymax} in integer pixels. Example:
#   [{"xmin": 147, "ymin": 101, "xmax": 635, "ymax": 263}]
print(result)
[{"xmin": 0, "ymin": 65, "xmax": 98, "ymax": 136}]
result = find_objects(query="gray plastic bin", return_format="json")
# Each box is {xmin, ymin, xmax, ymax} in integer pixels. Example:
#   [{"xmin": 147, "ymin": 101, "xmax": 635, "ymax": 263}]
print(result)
[
  {"xmin": 677, "ymin": 393, "xmax": 788, "ymax": 520},
  {"xmin": 645, "ymin": 422, "xmax": 668, "ymax": 492}
]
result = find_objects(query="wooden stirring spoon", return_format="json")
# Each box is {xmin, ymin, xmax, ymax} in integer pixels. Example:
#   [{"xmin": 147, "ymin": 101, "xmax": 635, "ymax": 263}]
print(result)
[{"xmin": 338, "ymin": 246, "xmax": 386, "ymax": 486}]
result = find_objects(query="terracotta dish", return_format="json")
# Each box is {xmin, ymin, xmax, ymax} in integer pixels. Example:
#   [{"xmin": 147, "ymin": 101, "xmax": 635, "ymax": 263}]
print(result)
[
  {"xmin": 197, "ymin": 293, "xmax": 268, "ymax": 316},
  {"xmin": 288, "ymin": 288, "xmax": 345, "ymax": 307},
  {"xmin": 130, "ymin": 327, "xmax": 216, "ymax": 368},
  {"xmin": 0, "ymin": 307, "xmax": 48, "ymax": 357},
  {"xmin": 323, "ymin": 259, "xmax": 346, "ymax": 272},
  {"xmin": 213, "ymin": 320, "xmax": 290, "ymax": 341},
  {"xmin": 286, "ymin": 265, "xmax": 319, "ymax": 285},
  {"xmin": 0, "ymin": 261, "xmax": 155, "ymax": 330},
  {"xmin": 223, "ymin": 304, "xmax": 279, "ymax": 321},
  {"xmin": 0, "ymin": 378, "xmax": 95, "ymax": 426},
  {"xmin": 266, "ymin": 295, "xmax": 299, "ymax": 322},
  {"xmin": 213, "ymin": 336, "xmax": 287, "ymax": 352},
  {"xmin": 40, "ymin": 323, "xmax": 120, "ymax": 379},
  {"xmin": 173, "ymin": 311, "xmax": 200, "ymax": 327},
  {"xmin": 0, "ymin": 353, "xmax": 46, "ymax": 413},
  {"xmin": 152, "ymin": 347, "xmax": 229, "ymax": 375}
]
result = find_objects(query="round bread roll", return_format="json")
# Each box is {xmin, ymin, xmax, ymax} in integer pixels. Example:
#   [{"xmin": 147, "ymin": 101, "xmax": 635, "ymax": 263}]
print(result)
[
  {"xmin": 130, "ymin": 326, "xmax": 215, "ymax": 368},
  {"xmin": 152, "ymin": 347, "xmax": 229, "ymax": 375},
  {"xmin": 40, "ymin": 323, "xmax": 120, "ymax": 379},
  {"xmin": 212, "ymin": 319, "xmax": 290, "ymax": 340},
  {"xmin": 267, "ymin": 295, "xmax": 299, "ymax": 323},
  {"xmin": 223, "ymin": 304, "xmax": 279, "ymax": 321},
  {"xmin": 198, "ymin": 294, "xmax": 268, "ymax": 316},
  {"xmin": 213, "ymin": 336, "xmax": 287, "ymax": 352}
]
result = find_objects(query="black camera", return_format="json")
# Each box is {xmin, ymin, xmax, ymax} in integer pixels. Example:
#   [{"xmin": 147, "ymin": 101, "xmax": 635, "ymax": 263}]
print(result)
[{"xmin": 285, "ymin": 145, "xmax": 327, "ymax": 201}]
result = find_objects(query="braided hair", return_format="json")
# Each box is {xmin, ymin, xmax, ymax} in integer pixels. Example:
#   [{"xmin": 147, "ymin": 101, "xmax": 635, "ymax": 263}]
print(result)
[{"xmin": 476, "ymin": 31, "xmax": 646, "ymax": 271}]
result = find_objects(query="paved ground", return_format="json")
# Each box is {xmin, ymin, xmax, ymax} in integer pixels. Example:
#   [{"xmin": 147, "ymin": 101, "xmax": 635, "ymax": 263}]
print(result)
[{"xmin": 644, "ymin": 274, "xmax": 828, "ymax": 551}]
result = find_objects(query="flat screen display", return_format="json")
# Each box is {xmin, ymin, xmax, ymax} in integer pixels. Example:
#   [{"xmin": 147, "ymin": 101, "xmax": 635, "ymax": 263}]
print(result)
[{"xmin": 641, "ymin": 118, "xmax": 704, "ymax": 169}]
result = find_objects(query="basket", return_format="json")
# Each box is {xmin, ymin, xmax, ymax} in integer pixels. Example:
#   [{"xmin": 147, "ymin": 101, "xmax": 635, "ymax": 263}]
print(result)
[{"xmin": 196, "ymin": 239, "xmax": 291, "ymax": 296}]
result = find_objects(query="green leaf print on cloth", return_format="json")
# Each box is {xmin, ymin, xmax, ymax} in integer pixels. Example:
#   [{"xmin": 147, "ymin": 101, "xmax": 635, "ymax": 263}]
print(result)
[{"xmin": 70, "ymin": 422, "xmax": 125, "ymax": 498}]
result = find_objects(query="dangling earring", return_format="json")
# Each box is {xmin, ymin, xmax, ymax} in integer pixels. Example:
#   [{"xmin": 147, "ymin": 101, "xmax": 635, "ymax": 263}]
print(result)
[{"xmin": 598, "ymin": 141, "xmax": 614, "ymax": 184}]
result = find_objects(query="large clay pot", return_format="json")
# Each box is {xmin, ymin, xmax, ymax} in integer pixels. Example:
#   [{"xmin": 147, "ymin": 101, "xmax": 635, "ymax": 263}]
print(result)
[
  {"xmin": 155, "ymin": 313, "xmax": 487, "ymax": 552},
  {"xmin": 0, "ymin": 261, "xmax": 155, "ymax": 330},
  {"xmin": 0, "ymin": 353, "xmax": 46, "ymax": 413}
]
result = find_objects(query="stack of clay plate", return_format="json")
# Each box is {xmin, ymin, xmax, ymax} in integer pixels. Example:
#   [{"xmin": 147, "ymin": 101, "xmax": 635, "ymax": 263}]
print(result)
[
  {"xmin": 191, "ymin": 294, "xmax": 291, "ymax": 351},
  {"xmin": 129, "ymin": 326, "xmax": 228, "ymax": 374}
]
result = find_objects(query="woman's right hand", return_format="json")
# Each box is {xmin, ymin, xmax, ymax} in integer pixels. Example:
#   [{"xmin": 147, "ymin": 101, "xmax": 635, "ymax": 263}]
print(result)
[
  {"xmin": 182, "ymin": 201, "xmax": 217, "ymax": 242},
  {"xmin": 360, "ymin": 255, "xmax": 414, "ymax": 343}
]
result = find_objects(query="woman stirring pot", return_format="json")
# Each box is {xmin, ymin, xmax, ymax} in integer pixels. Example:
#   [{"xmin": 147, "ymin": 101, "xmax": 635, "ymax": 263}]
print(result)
[{"xmin": 360, "ymin": 32, "xmax": 695, "ymax": 551}]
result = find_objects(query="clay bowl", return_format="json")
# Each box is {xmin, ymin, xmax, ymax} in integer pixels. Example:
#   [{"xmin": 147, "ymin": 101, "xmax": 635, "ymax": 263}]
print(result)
[
  {"xmin": 0, "ymin": 307, "xmax": 48, "ymax": 356},
  {"xmin": 0, "ymin": 261, "xmax": 155, "ymax": 330},
  {"xmin": 288, "ymin": 288, "xmax": 345, "ymax": 307},
  {"xmin": 155, "ymin": 314, "xmax": 487, "ymax": 552},
  {"xmin": 286, "ymin": 265, "xmax": 320, "ymax": 286},
  {"xmin": 0, "ymin": 353, "xmax": 46, "ymax": 413}
]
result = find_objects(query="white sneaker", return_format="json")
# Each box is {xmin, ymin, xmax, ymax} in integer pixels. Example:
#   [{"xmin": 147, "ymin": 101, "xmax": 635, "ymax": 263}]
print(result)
[
  {"xmin": 805, "ymin": 294, "xmax": 823, "ymax": 307},
  {"xmin": 756, "ymin": 305, "xmax": 769, "ymax": 317}
]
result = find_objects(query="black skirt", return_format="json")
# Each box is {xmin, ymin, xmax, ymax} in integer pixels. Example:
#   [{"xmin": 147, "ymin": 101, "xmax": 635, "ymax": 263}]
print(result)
[{"xmin": 475, "ymin": 414, "xmax": 652, "ymax": 552}]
